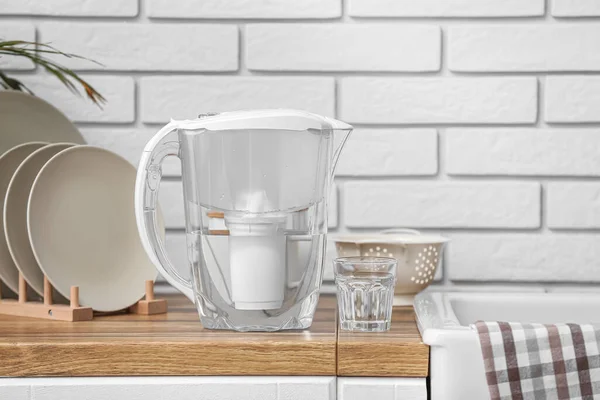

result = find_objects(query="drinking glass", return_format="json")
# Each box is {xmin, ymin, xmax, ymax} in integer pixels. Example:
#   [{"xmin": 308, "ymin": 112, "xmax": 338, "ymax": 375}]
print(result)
[{"xmin": 335, "ymin": 256, "xmax": 397, "ymax": 332}]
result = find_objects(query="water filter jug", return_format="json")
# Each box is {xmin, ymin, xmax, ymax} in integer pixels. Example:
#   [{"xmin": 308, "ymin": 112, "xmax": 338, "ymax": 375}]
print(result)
[{"xmin": 135, "ymin": 110, "xmax": 352, "ymax": 331}]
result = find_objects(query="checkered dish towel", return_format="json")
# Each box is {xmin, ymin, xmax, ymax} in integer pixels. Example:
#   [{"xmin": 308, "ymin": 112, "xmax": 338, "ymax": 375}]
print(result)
[{"xmin": 473, "ymin": 322, "xmax": 600, "ymax": 400}]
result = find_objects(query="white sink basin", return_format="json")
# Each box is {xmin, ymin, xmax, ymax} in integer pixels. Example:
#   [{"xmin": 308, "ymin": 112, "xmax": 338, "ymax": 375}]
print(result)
[{"xmin": 414, "ymin": 291, "xmax": 600, "ymax": 400}]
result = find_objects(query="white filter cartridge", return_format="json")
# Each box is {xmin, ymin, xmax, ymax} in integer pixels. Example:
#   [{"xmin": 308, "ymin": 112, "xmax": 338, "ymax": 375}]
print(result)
[{"xmin": 226, "ymin": 215, "xmax": 286, "ymax": 310}]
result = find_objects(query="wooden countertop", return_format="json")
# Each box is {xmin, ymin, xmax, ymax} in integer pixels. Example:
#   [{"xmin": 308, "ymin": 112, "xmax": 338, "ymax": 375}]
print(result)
[
  {"xmin": 337, "ymin": 306, "xmax": 429, "ymax": 377},
  {"xmin": 0, "ymin": 294, "xmax": 337, "ymax": 377},
  {"xmin": 0, "ymin": 293, "xmax": 428, "ymax": 377}
]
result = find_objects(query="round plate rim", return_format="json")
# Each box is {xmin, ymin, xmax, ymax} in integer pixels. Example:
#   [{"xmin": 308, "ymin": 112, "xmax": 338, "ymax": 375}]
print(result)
[
  {"xmin": 0, "ymin": 141, "xmax": 49, "ymax": 293},
  {"xmin": 27, "ymin": 145, "xmax": 158, "ymax": 311},
  {"xmin": 4, "ymin": 143, "xmax": 77, "ymax": 296}
]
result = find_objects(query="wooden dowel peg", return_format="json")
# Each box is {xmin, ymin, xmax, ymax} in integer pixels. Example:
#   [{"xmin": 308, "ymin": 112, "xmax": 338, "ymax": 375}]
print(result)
[
  {"xmin": 145, "ymin": 280, "xmax": 155, "ymax": 301},
  {"xmin": 128, "ymin": 280, "xmax": 167, "ymax": 315},
  {"xmin": 70, "ymin": 286, "xmax": 79, "ymax": 308},
  {"xmin": 18, "ymin": 274, "xmax": 27, "ymax": 303},
  {"xmin": 44, "ymin": 276, "xmax": 53, "ymax": 306}
]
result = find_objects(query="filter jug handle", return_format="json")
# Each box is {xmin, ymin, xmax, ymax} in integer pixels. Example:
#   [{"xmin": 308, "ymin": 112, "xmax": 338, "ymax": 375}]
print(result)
[{"xmin": 135, "ymin": 122, "xmax": 194, "ymax": 301}]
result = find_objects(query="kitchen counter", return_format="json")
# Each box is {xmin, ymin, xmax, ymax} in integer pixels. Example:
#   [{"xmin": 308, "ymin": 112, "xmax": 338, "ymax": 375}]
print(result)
[
  {"xmin": 0, "ymin": 294, "xmax": 428, "ymax": 378},
  {"xmin": 338, "ymin": 306, "xmax": 429, "ymax": 377}
]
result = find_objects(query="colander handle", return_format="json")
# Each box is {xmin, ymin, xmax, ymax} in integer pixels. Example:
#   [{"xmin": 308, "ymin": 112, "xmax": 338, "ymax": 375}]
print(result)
[{"xmin": 380, "ymin": 228, "xmax": 421, "ymax": 236}]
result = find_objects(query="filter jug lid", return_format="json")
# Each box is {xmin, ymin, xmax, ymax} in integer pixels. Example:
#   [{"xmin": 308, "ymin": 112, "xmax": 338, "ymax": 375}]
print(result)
[{"xmin": 175, "ymin": 109, "xmax": 352, "ymax": 132}]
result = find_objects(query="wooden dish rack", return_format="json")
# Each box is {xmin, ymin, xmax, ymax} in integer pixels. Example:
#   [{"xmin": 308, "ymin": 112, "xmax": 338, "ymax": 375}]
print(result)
[{"xmin": 0, "ymin": 273, "xmax": 167, "ymax": 322}]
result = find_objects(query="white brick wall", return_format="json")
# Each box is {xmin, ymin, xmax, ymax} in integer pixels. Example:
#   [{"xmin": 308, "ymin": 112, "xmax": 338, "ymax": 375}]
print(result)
[
  {"xmin": 39, "ymin": 23, "xmax": 239, "ymax": 71},
  {"xmin": 344, "ymin": 182, "xmax": 540, "ymax": 228},
  {"xmin": 547, "ymin": 183, "xmax": 600, "ymax": 228},
  {"xmin": 3, "ymin": 1, "xmax": 600, "ymax": 287},
  {"xmin": 147, "ymin": 0, "xmax": 341, "ymax": 19},
  {"xmin": 552, "ymin": 0, "xmax": 600, "ymax": 16},
  {"xmin": 0, "ymin": 0, "xmax": 138, "ymax": 17},
  {"xmin": 448, "ymin": 234, "xmax": 600, "ymax": 282},
  {"xmin": 546, "ymin": 77, "xmax": 600, "ymax": 123},
  {"xmin": 339, "ymin": 78, "xmax": 537, "ymax": 124},
  {"xmin": 140, "ymin": 76, "xmax": 335, "ymax": 123},
  {"xmin": 446, "ymin": 129, "xmax": 600, "ymax": 176},
  {"xmin": 246, "ymin": 25, "xmax": 441, "ymax": 72},
  {"xmin": 336, "ymin": 129, "xmax": 438, "ymax": 176},
  {"xmin": 449, "ymin": 25, "xmax": 600, "ymax": 72},
  {"xmin": 349, "ymin": 0, "xmax": 544, "ymax": 17},
  {"xmin": 0, "ymin": 23, "xmax": 35, "ymax": 69}
]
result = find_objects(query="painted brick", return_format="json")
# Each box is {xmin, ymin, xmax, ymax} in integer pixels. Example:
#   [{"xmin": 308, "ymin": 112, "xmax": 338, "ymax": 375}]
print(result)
[
  {"xmin": 344, "ymin": 182, "xmax": 540, "ymax": 228},
  {"xmin": 448, "ymin": 234, "xmax": 600, "ymax": 282},
  {"xmin": 0, "ymin": 23, "xmax": 35, "ymax": 70},
  {"xmin": 336, "ymin": 129, "xmax": 437, "ymax": 176},
  {"xmin": 546, "ymin": 76, "xmax": 600, "ymax": 123},
  {"xmin": 552, "ymin": 0, "xmax": 600, "ymax": 16},
  {"xmin": 140, "ymin": 77, "xmax": 335, "ymax": 124},
  {"xmin": 39, "ymin": 23, "xmax": 238, "ymax": 71},
  {"xmin": 147, "ymin": 0, "xmax": 341, "ymax": 19},
  {"xmin": 349, "ymin": 0, "xmax": 544, "ymax": 17},
  {"xmin": 340, "ymin": 78, "xmax": 537, "ymax": 124},
  {"xmin": 80, "ymin": 127, "xmax": 181, "ymax": 176},
  {"xmin": 547, "ymin": 183, "xmax": 600, "ymax": 229},
  {"xmin": 24, "ymin": 75, "xmax": 134, "ymax": 123},
  {"xmin": 0, "ymin": 0, "xmax": 137, "ymax": 16},
  {"xmin": 446, "ymin": 128, "xmax": 600, "ymax": 176},
  {"xmin": 246, "ymin": 24, "xmax": 440, "ymax": 72},
  {"xmin": 449, "ymin": 25, "xmax": 600, "ymax": 72}
]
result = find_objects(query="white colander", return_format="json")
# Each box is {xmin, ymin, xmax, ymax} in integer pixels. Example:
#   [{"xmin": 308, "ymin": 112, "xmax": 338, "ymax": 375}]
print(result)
[{"xmin": 334, "ymin": 229, "xmax": 449, "ymax": 304}]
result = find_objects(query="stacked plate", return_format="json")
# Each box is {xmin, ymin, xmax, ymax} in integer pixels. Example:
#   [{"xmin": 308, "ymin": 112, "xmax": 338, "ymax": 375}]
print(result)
[{"xmin": 0, "ymin": 91, "xmax": 158, "ymax": 312}]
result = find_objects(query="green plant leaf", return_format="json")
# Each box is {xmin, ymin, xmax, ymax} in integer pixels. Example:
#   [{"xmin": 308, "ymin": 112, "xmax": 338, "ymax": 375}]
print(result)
[{"xmin": 0, "ymin": 38, "xmax": 106, "ymax": 106}]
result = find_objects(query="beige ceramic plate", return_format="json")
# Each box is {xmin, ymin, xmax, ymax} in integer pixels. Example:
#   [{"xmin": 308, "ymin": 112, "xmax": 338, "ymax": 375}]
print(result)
[
  {"xmin": 28, "ymin": 146, "xmax": 159, "ymax": 312},
  {"xmin": 0, "ymin": 91, "xmax": 85, "ymax": 155},
  {"xmin": 5, "ymin": 143, "xmax": 76, "ymax": 296},
  {"xmin": 0, "ymin": 142, "xmax": 47, "ymax": 293}
]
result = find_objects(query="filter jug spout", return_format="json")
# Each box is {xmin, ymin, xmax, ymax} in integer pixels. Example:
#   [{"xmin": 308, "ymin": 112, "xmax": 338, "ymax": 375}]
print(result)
[{"xmin": 328, "ymin": 118, "xmax": 353, "ymax": 178}]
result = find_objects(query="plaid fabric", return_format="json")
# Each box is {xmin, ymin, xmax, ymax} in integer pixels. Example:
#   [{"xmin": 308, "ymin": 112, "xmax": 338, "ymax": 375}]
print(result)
[{"xmin": 472, "ymin": 322, "xmax": 600, "ymax": 400}]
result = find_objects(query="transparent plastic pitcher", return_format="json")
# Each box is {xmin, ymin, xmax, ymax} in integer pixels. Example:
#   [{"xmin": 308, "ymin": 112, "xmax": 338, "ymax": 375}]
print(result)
[{"xmin": 135, "ymin": 110, "xmax": 352, "ymax": 331}]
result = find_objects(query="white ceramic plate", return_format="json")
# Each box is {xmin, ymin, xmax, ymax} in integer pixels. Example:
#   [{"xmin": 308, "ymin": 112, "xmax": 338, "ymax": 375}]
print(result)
[
  {"xmin": 4, "ymin": 143, "xmax": 76, "ymax": 296},
  {"xmin": 0, "ymin": 91, "xmax": 85, "ymax": 154},
  {"xmin": 0, "ymin": 142, "xmax": 47, "ymax": 293},
  {"xmin": 28, "ymin": 146, "xmax": 159, "ymax": 312}
]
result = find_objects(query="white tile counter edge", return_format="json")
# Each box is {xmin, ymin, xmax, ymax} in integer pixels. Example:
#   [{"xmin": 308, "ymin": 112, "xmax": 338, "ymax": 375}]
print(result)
[
  {"xmin": 0, "ymin": 377, "xmax": 428, "ymax": 400},
  {"xmin": 0, "ymin": 376, "xmax": 337, "ymax": 400},
  {"xmin": 338, "ymin": 377, "xmax": 427, "ymax": 400}
]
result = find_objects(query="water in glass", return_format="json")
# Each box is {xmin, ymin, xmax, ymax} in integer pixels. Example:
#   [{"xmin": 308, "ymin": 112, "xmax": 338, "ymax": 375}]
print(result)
[{"xmin": 335, "ymin": 257, "xmax": 397, "ymax": 332}]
